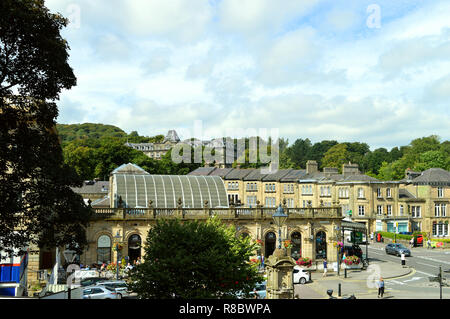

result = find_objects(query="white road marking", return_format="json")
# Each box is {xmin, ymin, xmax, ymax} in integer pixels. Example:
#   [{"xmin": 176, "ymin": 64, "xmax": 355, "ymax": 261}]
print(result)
[
  {"xmin": 416, "ymin": 256, "xmax": 450, "ymax": 266},
  {"xmin": 403, "ymin": 277, "xmax": 422, "ymax": 283},
  {"xmin": 388, "ymin": 279, "xmax": 405, "ymax": 285},
  {"xmin": 415, "ymin": 270, "xmax": 435, "ymax": 277},
  {"xmin": 416, "ymin": 262, "xmax": 440, "ymax": 269}
]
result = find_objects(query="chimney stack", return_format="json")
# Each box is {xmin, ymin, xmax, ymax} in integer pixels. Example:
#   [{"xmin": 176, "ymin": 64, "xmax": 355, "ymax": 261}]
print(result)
[
  {"xmin": 306, "ymin": 160, "xmax": 318, "ymax": 174},
  {"xmin": 342, "ymin": 162, "xmax": 360, "ymax": 176}
]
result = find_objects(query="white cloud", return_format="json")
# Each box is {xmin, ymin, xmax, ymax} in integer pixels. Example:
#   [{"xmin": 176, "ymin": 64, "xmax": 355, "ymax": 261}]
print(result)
[{"xmin": 45, "ymin": 0, "xmax": 450, "ymax": 149}]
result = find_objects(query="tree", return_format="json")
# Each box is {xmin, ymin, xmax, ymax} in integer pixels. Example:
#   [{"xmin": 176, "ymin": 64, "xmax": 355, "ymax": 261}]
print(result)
[
  {"xmin": 306, "ymin": 140, "xmax": 338, "ymax": 167},
  {"xmin": 285, "ymin": 138, "xmax": 312, "ymax": 168},
  {"xmin": 129, "ymin": 217, "xmax": 263, "ymax": 299},
  {"xmin": 321, "ymin": 144, "xmax": 351, "ymax": 171},
  {"xmin": 0, "ymin": 0, "xmax": 91, "ymax": 257}
]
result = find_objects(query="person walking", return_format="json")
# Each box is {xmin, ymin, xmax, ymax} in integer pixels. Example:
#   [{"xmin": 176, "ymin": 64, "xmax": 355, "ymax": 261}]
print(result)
[
  {"xmin": 323, "ymin": 258, "xmax": 328, "ymax": 277},
  {"xmin": 377, "ymin": 277, "xmax": 385, "ymax": 298},
  {"xmin": 261, "ymin": 253, "xmax": 265, "ymax": 270},
  {"xmin": 401, "ymin": 252, "xmax": 406, "ymax": 267},
  {"xmin": 427, "ymin": 238, "xmax": 431, "ymax": 249},
  {"xmin": 410, "ymin": 237, "xmax": 414, "ymax": 249}
]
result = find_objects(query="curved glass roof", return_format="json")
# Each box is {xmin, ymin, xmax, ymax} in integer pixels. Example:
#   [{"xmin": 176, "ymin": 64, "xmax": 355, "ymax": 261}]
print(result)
[{"xmin": 114, "ymin": 174, "xmax": 229, "ymax": 208}]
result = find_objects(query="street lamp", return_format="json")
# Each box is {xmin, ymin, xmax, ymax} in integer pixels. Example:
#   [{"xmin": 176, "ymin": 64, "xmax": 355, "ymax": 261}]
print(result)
[
  {"xmin": 114, "ymin": 231, "xmax": 121, "ymax": 280},
  {"xmin": 273, "ymin": 204, "xmax": 288, "ymax": 249}
]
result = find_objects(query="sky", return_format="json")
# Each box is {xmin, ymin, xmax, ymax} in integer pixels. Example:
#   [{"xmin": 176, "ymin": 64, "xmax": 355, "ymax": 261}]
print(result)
[{"xmin": 46, "ymin": 0, "xmax": 450, "ymax": 150}]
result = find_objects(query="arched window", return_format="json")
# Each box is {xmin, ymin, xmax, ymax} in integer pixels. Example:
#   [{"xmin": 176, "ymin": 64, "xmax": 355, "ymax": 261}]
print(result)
[
  {"xmin": 315, "ymin": 231, "xmax": 327, "ymax": 259},
  {"xmin": 97, "ymin": 235, "xmax": 111, "ymax": 264},
  {"xmin": 291, "ymin": 232, "xmax": 302, "ymax": 260}
]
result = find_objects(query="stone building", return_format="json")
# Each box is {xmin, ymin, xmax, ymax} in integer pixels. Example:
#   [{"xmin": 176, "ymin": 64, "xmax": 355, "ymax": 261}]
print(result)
[
  {"xmin": 74, "ymin": 163, "xmax": 343, "ymax": 268},
  {"xmin": 124, "ymin": 130, "xmax": 180, "ymax": 160},
  {"xmin": 188, "ymin": 161, "xmax": 450, "ymax": 239}
]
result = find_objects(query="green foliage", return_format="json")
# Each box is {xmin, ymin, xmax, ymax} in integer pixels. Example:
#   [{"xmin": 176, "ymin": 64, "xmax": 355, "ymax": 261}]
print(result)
[
  {"xmin": 0, "ymin": 0, "xmax": 91, "ymax": 256},
  {"xmin": 376, "ymin": 136, "xmax": 449, "ymax": 180},
  {"xmin": 321, "ymin": 143, "xmax": 350, "ymax": 171},
  {"xmin": 128, "ymin": 217, "xmax": 263, "ymax": 299},
  {"xmin": 58, "ymin": 125, "xmax": 201, "ymax": 179}
]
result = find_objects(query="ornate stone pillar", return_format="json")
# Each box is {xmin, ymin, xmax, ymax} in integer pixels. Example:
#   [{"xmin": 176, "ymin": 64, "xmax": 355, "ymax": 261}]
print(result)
[{"xmin": 265, "ymin": 248, "xmax": 295, "ymax": 299}]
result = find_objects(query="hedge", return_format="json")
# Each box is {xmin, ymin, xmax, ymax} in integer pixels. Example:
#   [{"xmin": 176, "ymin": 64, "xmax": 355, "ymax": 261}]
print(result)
[{"xmin": 376, "ymin": 232, "xmax": 450, "ymax": 243}]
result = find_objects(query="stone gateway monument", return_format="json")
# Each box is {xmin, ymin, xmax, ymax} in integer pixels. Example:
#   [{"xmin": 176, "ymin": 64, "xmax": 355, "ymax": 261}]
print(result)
[{"xmin": 265, "ymin": 248, "xmax": 296, "ymax": 299}]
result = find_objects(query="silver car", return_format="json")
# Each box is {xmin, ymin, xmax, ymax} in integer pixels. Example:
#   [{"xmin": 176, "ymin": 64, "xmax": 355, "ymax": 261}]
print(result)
[
  {"xmin": 385, "ymin": 243, "xmax": 411, "ymax": 257},
  {"xmin": 83, "ymin": 286, "xmax": 118, "ymax": 299},
  {"xmin": 97, "ymin": 280, "xmax": 129, "ymax": 298}
]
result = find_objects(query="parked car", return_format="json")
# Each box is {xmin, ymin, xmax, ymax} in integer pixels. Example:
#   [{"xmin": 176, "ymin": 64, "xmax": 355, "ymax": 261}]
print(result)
[
  {"xmin": 79, "ymin": 277, "xmax": 109, "ymax": 287},
  {"xmin": 249, "ymin": 281, "xmax": 267, "ymax": 299},
  {"xmin": 83, "ymin": 285, "xmax": 118, "ymax": 299},
  {"xmin": 97, "ymin": 280, "xmax": 129, "ymax": 298},
  {"xmin": 293, "ymin": 265, "xmax": 310, "ymax": 284},
  {"xmin": 385, "ymin": 243, "xmax": 411, "ymax": 257},
  {"xmin": 343, "ymin": 245, "xmax": 363, "ymax": 258}
]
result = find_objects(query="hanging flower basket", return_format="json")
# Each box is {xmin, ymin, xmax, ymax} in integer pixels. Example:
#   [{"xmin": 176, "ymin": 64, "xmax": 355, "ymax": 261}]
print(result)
[
  {"xmin": 113, "ymin": 243, "xmax": 123, "ymax": 251},
  {"xmin": 255, "ymin": 239, "xmax": 264, "ymax": 246},
  {"xmin": 296, "ymin": 257, "xmax": 312, "ymax": 268},
  {"xmin": 333, "ymin": 241, "xmax": 344, "ymax": 248},
  {"xmin": 283, "ymin": 240, "xmax": 293, "ymax": 249}
]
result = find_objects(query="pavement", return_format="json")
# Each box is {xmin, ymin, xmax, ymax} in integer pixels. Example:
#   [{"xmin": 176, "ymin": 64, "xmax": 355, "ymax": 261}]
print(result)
[{"xmin": 295, "ymin": 258, "xmax": 412, "ymax": 299}]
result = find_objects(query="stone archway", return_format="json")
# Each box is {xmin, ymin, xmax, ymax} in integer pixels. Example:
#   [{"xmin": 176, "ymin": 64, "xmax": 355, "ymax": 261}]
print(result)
[
  {"xmin": 265, "ymin": 231, "xmax": 277, "ymax": 257},
  {"xmin": 315, "ymin": 231, "xmax": 327, "ymax": 260},
  {"xmin": 128, "ymin": 234, "xmax": 142, "ymax": 264},
  {"xmin": 290, "ymin": 231, "xmax": 302, "ymax": 260}
]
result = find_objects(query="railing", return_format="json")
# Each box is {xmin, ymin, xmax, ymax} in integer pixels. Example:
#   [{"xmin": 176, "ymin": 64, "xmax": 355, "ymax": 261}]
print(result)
[{"xmin": 93, "ymin": 206, "xmax": 343, "ymax": 220}]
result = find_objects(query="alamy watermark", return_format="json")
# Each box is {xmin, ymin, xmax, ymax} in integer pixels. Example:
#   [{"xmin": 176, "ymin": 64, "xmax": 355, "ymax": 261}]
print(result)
[
  {"xmin": 367, "ymin": 4, "xmax": 381, "ymax": 29},
  {"xmin": 171, "ymin": 121, "xmax": 280, "ymax": 174}
]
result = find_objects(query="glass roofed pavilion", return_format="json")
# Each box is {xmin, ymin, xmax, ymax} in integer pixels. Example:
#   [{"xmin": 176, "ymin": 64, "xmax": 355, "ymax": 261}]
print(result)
[{"xmin": 109, "ymin": 163, "xmax": 229, "ymax": 208}]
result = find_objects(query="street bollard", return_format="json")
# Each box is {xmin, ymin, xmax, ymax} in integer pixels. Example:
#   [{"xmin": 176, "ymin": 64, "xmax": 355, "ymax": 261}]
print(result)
[
  {"xmin": 338, "ymin": 283, "xmax": 341, "ymax": 297},
  {"xmin": 344, "ymin": 268, "xmax": 347, "ymax": 278}
]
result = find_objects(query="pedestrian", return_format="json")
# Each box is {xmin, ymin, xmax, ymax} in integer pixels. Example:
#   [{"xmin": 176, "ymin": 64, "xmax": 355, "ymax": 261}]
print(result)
[
  {"xmin": 427, "ymin": 238, "xmax": 431, "ymax": 249},
  {"xmin": 253, "ymin": 288, "xmax": 259, "ymax": 299},
  {"xmin": 370, "ymin": 232, "xmax": 374, "ymax": 242},
  {"xmin": 410, "ymin": 237, "xmax": 414, "ymax": 249},
  {"xmin": 261, "ymin": 253, "xmax": 265, "ymax": 270},
  {"xmin": 323, "ymin": 258, "xmax": 328, "ymax": 277},
  {"xmin": 377, "ymin": 277, "xmax": 385, "ymax": 298},
  {"xmin": 401, "ymin": 252, "xmax": 406, "ymax": 267}
]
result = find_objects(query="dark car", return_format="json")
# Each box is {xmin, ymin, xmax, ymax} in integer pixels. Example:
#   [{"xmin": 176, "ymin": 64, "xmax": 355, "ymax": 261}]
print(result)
[
  {"xmin": 385, "ymin": 243, "xmax": 411, "ymax": 257},
  {"xmin": 343, "ymin": 245, "xmax": 363, "ymax": 258}
]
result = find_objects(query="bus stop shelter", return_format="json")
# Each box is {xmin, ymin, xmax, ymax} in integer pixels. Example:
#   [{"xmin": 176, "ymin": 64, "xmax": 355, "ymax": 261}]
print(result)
[{"xmin": 340, "ymin": 221, "xmax": 369, "ymax": 260}]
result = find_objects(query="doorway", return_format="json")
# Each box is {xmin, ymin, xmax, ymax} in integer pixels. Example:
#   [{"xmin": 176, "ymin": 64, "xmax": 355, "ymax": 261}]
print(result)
[
  {"xmin": 265, "ymin": 232, "xmax": 276, "ymax": 257},
  {"xmin": 128, "ymin": 234, "xmax": 142, "ymax": 264}
]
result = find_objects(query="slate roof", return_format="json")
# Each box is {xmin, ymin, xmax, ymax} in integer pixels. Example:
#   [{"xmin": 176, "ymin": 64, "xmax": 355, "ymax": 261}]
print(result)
[
  {"xmin": 223, "ymin": 169, "xmax": 253, "ymax": 180},
  {"xmin": 261, "ymin": 169, "xmax": 293, "ymax": 182},
  {"xmin": 399, "ymin": 189, "xmax": 416, "ymax": 199},
  {"xmin": 243, "ymin": 169, "xmax": 268, "ymax": 181},
  {"xmin": 208, "ymin": 168, "xmax": 234, "ymax": 177},
  {"xmin": 411, "ymin": 168, "xmax": 450, "ymax": 186},
  {"xmin": 280, "ymin": 169, "xmax": 307, "ymax": 182},
  {"xmin": 72, "ymin": 181, "xmax": 109, "ymax": 194},
  {"xmin": 187, "ymin": 167, "xmax": 216, "ymax": 176}
]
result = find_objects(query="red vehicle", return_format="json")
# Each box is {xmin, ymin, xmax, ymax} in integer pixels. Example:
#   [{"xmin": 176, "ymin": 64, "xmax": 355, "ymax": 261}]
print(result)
[{"xmin": 414, "ymin": 234, "xmax": 423, "ymax": 247}]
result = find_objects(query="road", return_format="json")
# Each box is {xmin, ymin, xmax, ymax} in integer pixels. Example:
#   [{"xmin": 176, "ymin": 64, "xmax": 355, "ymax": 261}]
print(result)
[{"xmin": 366, "ymin": 242, "xmax": 450, "ymax": 298}]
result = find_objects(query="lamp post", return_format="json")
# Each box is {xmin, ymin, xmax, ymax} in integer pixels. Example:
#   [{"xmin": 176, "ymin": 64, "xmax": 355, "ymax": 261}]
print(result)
[
  {"xmin": 63, "ymin": 248, "xmax": 76, "ymax": 299},
  {"xmin": 273, "ymin": 204, "xmax": 289, "ymax": 250},
  {"xmin": 114, "ymin": 231, "xmax": 121, "ymax": 280}
]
